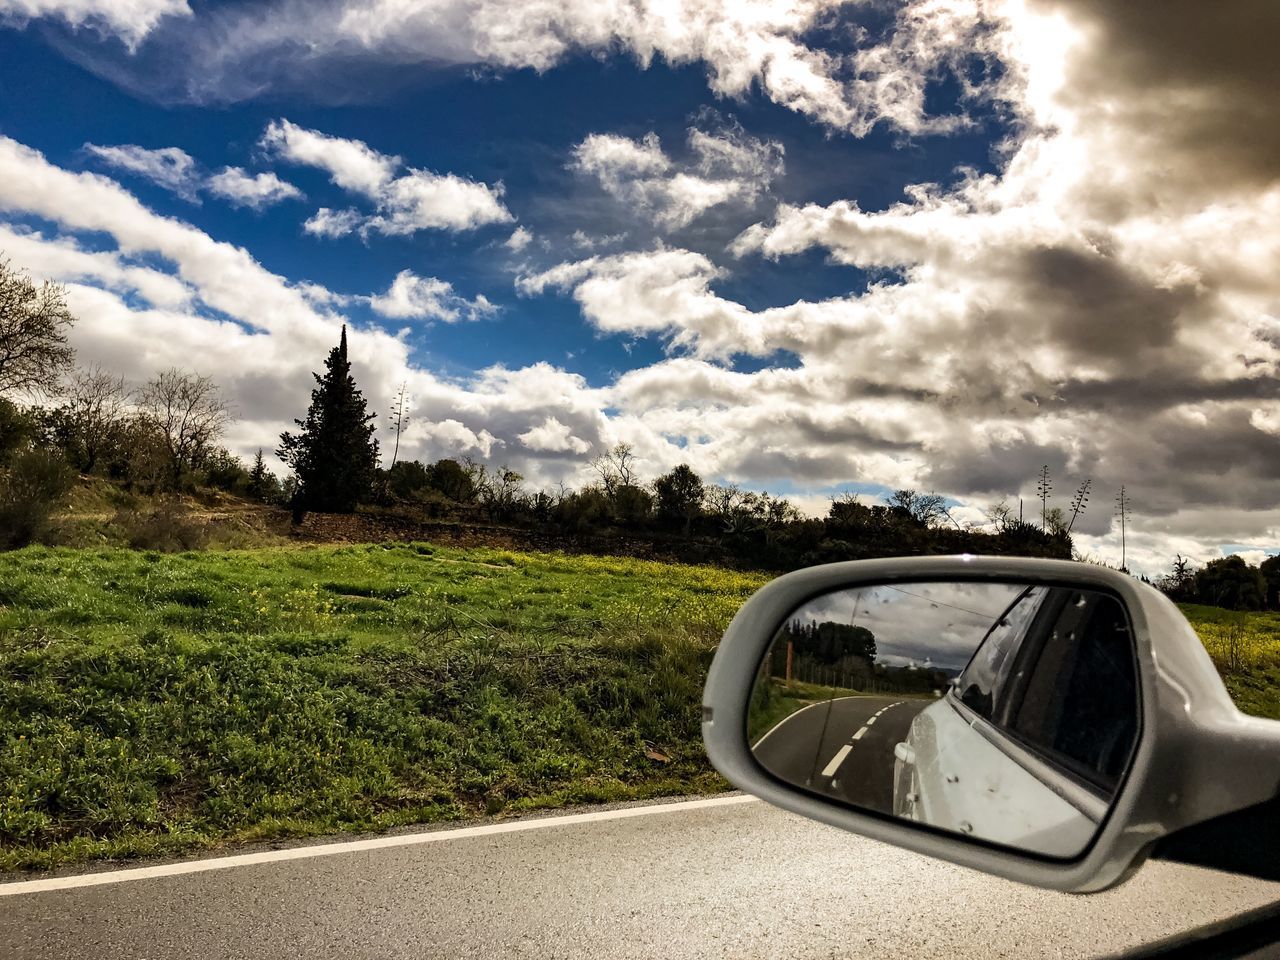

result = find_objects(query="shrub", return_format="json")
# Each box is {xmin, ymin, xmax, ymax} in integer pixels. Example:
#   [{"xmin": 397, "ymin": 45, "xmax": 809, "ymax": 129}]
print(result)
[
  {"xmin": 201, "ymin": 448, "xmax": 249, "ymax": 493},
  {"xmin": 0, "ymin": 448, "xmax": 75, "ymax": 549},
  {"xmin": 113, "ymin": 499, "xmax": 209, "ymax": 552}
]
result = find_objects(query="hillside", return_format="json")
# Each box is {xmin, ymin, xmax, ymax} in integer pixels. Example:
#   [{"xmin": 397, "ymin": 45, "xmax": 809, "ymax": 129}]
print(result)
[{"xmin": 0, "ymin": 542, "xmax": 765, "ymax": 869}]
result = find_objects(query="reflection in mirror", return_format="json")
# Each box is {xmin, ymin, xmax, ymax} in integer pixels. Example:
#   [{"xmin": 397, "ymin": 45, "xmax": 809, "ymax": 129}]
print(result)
[{"xmin": 748, "ymin": 581, "xmax": 1138, "ymax": 858}]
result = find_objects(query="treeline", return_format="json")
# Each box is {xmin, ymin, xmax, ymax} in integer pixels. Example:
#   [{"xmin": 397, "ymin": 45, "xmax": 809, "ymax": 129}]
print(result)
[
  {"xmin": 0, "ymin": 255, "xmax": 1074, "ymax": 566},
  {"xmin": 1156, "ymin": 554, "xmax": 1280, "ymax": 612}
]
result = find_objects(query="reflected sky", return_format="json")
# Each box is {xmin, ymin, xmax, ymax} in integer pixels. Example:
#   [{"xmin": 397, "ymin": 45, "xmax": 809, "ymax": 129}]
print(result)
[{"xmin": 789, "ymin": 581, "xmax": 1027, "ymax": 675}]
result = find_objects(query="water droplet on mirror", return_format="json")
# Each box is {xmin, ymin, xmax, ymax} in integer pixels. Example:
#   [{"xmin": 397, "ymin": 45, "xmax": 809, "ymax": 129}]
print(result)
[
  {"xmin": 906, "ymin": 793, "xmax": 919, "ymax": 803},
  {"xmin": 945, "ymin": 774, "xmax": 959, "ymax": 784},
  {"xmin": 958, "ymin": 821, "xmax": 974, "ymax": 834}
]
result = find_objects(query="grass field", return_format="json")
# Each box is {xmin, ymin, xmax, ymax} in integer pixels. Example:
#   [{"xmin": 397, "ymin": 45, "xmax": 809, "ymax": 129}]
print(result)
[
  {"xmin": 1, "ymin": 545, "xmax": 1277, "ymax": 871},
  {"xmin": 1179, "ymin": 604, "xmax": 1280, "ymax": 720},
  {"xmin": 0, "ymin": 543, "xmax": 766, "ymax": 869}
]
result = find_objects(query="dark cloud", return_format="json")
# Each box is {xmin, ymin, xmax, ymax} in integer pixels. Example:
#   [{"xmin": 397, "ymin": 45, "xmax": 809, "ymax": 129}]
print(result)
[{"xmin": 1038, "ymin": 0, "xmax": 1280, "ymax": 196}]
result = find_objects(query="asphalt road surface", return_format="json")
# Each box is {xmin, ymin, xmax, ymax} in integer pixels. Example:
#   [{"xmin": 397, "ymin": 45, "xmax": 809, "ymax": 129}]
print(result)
[
  {"xmin": 4, "ymin": 794, "xmax": 1279, "ymax": 960},
  {"xmin": 754, "ymin": 694, "xmax": 930, "ymax": 811}
]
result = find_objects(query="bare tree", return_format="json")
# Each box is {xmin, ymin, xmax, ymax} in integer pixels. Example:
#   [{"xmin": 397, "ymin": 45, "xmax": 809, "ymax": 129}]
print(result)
[
  {"xmin": 589, "ymin": 442, "xmax": 638, "ymax": 497},
  {"xmin": 138, "ymin": 368, "xmax": 232, "ymax": 489},
  {"xmin": 886, "ymin": 489, "xmax": 947, "ymax": 526},
  {"xmin": 60, "ymin": 365, "xmax": 131, "ymax": 473},
  {"xmin": 985, "ymin": 498, "xmax": 1014, "ymax": 532},
  {"xmin": 0, "ymin": 257, "xmax": 76, "ymax": 396}
]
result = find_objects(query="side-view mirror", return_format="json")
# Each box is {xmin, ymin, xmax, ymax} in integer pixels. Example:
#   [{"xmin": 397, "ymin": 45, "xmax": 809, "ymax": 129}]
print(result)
[{"xmin": 702, "ymin": 556, "xmax": 1280, "ymax": 893}]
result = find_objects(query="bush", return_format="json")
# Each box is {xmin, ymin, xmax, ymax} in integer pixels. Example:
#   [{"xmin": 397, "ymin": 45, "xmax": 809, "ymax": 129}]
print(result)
[
  {"xmin": 425, "ymin": 458, "xmax": 476, "ymax": 503},
  {"xmin": 386, "ymin": 460, "xmax": 430, "ymax": 500},
  {"xmin": 0, "ymin": 448, "xmax": 75, "ymax": 549},
  {"xmin": 201, "ymin": 448, "xmax": 249, "ymax": 493},
  {"xmin": 113, "ymin": 499, "xmax": 209, "ymax": 552}
]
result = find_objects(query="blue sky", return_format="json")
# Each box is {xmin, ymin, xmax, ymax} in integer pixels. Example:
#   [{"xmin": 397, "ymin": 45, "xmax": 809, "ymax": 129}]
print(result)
[
  {"xmin": 0, "ymin": 23, "xmax": 1003, "ymax": 386},
  {"xmin": 0, "ymin": 0, "xmax": 1278, "ymax": 576}
]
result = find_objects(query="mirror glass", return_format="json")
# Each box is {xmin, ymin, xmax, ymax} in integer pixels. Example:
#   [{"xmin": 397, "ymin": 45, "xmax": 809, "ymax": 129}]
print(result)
[{"xmin": 748, "ymin": 580, "xmax": 1138, "ymax": 858}]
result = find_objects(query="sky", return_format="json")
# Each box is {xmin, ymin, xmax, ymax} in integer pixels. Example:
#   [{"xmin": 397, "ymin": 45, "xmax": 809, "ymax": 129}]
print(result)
[
  {"xmin": 0, "ymin": 0, "xmax": 1277, "ymax": 577},
  {"xmin": 796, "ymin": 581, "xmax": 1024, "ymax": 674}
]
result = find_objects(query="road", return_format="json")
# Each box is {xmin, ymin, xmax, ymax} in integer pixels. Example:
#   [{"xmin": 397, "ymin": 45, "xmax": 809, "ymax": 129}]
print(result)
[
  {"xmin": 3, "ymin": 794, "xmax": 1278, "ymax": 960},
  {"xmin": 754, "ymin": 694, "xmax": 930, "ymax": 811}
]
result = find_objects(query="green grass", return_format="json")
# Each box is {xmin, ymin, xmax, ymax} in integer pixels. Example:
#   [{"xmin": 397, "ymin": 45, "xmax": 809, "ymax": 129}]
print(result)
[
  {"xmin": 1179, "ymin": 604, "xmax": 1280, "ymax": 720},
  {"xmin": 1, "ymin": 546, "xmax": 1276, "ymax": 873},
  {"xmin": 0, "ymin": 543, "xmax": 767, "ymax": 870}
]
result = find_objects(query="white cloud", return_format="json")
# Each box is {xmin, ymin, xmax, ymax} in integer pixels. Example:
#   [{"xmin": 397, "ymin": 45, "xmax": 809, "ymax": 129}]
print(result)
[
  {"xmin": 504, "ymin": 226, "xmax": 533, "ymax": 252},
  {"xmin": 569, "ymin": 229, "xmax": 627, "ymax": 251},
  {"xmin": 261, "ymin": 119, "xmax": 396, "ymax": 195},
  {"xmin": 0, "ymin": 223, "xmax": 191, "ymax": 309},
  {"xmin": 206, "ymin": 167, "xmax": 302, "ymax": 209},
  {"xmin": 84, "ymin": 144, "xmax": 304, "ymax": 211},
  {"xmin": 263, "ymin": 118, "xmax": 511, "ymax": 236},
  {"xmin": 0, "ymin": 0, "xmax": 189, "ymax": 47},
  {"xmin": 0, "ymin": 136, "xmax": 618, "ymax": 495},
  {"xmin": 572, "ymin": 121, "xmax": 782, "ymax": 230},
  {"xmin": 84, "ymin": 143, "xmax": 199, "ymax": 201},
  {"xmin": 369, "ymin": 270, "xmax": 497, "ymax": 323},
  {"xmin": 303, "ymin": 207, "xmax": 363, "ymax": 239},
  {"xmin": 74, "ymin": 0, "xmax": 1010, "ymax": 141},
  {"xmin": 518, "ymin": 416, "xmax": 591, "ymax": 454},
  {"xmin": 7, "ymin": 2, "xmax": 1280, "ymax": 579}
]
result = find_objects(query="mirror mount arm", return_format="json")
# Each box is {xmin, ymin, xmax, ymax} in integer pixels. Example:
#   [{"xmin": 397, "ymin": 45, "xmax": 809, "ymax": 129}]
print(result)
[{"xmin": 1148, "ymin": 792, "xmax": 1280, "ymax": 883}]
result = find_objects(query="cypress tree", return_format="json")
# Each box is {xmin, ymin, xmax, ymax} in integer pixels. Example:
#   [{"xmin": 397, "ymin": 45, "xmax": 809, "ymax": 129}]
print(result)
[{"xmin": 278, "ymin": 325, "xmax": 378, "ymax": 515}]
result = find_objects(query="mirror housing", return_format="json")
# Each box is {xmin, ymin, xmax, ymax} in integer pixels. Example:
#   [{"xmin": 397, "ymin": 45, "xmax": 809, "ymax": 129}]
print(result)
[{"xmin": 702, "ymin": 556, "xmax": 1280, "ymax": 893}]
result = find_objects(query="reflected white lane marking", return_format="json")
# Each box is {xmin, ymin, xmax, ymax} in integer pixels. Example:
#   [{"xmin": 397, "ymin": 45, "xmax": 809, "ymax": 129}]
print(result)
[
  {"xmin": 751, "ymin": 695, "xmax": 868, "ymax": 749},
  {"xmin": 0, "ymin": 795, "xmax": 760, "ymax": 897},
  {"xmin": 866, "ymin": 716, "xmax": 877, "ymax": 725},
  {"xmin": 852, "ymin": 726, "xmax": 868, "ymax": 741},
  {"xmin": 820, "ymin": 744, "xmax": 853, "ymax": 777}
]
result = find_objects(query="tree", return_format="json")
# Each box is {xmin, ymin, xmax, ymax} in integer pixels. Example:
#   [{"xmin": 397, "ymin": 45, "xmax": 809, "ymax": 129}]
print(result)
[
  {"xmin": 653, "ymin": 463, "xmax": 704, "ymax": 534},
  {"xmin": 52, "ymin": 366, "xmax": 131, "ymax": 473},
  {"xmin": 1195, "ymin": 556, "xmax": 1265, "ymax": 611},
  {"xmin": 1045, "ymin": 506, "xmax": 1067, "ymax": 536},
  {"xmin": 138, "ymin": 369, "xmax": 232, "ymax": 489},
  {"xmin": 386, "ymin": 458, "xmax": 429, "ymax": 500},
  {"xmin": 246, "ymin": 449, "xmax": 282, "ymax": 503},
  {"xmin": 589, "ymin": 442, "xmax": 638, "ymax": 497},
  {"xmin": 425, "ymin": 458, "xmax": 476, "ymax": 503},
  {"xmin": 985, "ymin": 498, "xmax": 1014, "ymax": 532},
  {"xmin": 1158, "ymin": 553, "xmax": 1198, "ymax": 602},
  {"xmin": 0, "ymin": 397, "xmax": 38, "ymax": 464},
  {"xmin": 886, "ymin": 489, "xmax": 947, "ymax": 526},
  {"xmin": 278, "ymin": 325, "xmax": 379, "ymax": 515},
  {"xmin": 0, "ymin": 257, "xmax": 75, "ymax": 397},
  {"xmin": 1261, "ymin": 555, "xmax": 1280, "ymax": 611}
]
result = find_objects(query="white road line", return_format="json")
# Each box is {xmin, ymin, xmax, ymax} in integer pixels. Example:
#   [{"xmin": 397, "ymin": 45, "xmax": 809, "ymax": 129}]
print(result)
[
  {"xmin": 865, "ymin": 716, "xmax": 877, "ymax": 725},
  {"xmin": 0, "ymin": 795, "xmax": 760, "ymax": 898},
  {"xmin": 820, "ymin": 744, "xmax": 853, "ymax": 777},
  {"xmin": 750, "ymin": 695, "xmax": 870, "ymax": 749},
  {"xmin": 852, "ymin": 726, "xmax": 868, "ymax": 740}
]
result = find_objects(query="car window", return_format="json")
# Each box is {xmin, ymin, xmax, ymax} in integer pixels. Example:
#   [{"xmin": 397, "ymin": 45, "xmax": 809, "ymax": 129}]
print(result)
[
  {"xmin": 1005, "ymin": 592, "xmax": 1138, "ymax": 789},
  {"xmin": 955, "ymin": 586, "xmax": 1047, "ymax": 720}
]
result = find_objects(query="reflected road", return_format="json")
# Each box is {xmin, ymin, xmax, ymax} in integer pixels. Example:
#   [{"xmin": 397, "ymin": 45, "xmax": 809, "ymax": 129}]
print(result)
[{"xmin": 753, "ymin": 695, "xmax": 931, "ymax": 811}]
